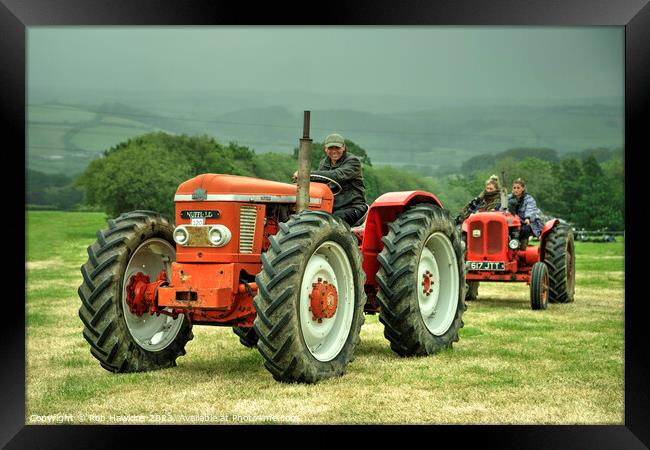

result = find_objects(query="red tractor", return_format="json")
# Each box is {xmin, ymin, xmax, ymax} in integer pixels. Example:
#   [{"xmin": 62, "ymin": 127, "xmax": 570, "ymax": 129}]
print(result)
[
  {"xmin": 78, "ymin": 174, "xmax": 466, "ymax": 383},
  {"xmin": 460, "ymin": 207, "xmax": 576, "ymax": 310}
]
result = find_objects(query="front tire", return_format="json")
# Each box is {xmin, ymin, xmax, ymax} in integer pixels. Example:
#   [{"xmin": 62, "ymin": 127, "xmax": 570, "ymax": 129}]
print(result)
[
  {"xmin": 253, "ymin": 210, "xmax": 365, "ymax": 383},
  {"xmin": 78, "ymin": 211, "xmax": 193, "ymax": 372},
  {"xmin": 233, "ymin": 326, "xmax": 258, "ymax": 348},
  {"xmin": 465, "ymin": 281, "xmax": 479, "ymax": 301},
  {"xmin": 376, "ymin": 204, "xmax": 466, "ymax": 356},
  {"xmin": 530, "ymin": 262, "xmax": 549, "ymax": 310},
  {"xmin": 544, "ymin": 224, "xmax": 576, "ymax": 303}
]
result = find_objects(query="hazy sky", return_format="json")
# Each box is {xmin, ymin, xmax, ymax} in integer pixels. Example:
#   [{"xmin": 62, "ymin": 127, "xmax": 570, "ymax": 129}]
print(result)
[{"xmin": 28, "ymin": 27, "xmax": 623, "ymax": 100}]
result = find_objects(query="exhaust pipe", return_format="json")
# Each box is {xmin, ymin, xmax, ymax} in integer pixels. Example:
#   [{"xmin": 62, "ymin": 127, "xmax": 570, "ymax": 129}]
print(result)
[
  {"xmin": 296, "ymin": 111, "xmax": 313, "ymax": 213},
  {"xmin": 500, "ymin": 171, "xmax": 508, "ymax": 211}
]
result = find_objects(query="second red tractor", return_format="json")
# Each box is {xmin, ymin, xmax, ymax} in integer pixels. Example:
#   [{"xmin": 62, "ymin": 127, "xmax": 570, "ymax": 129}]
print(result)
[{"xmin": 460, "ymin": 207, "xmax": 576, "ymax": 310}]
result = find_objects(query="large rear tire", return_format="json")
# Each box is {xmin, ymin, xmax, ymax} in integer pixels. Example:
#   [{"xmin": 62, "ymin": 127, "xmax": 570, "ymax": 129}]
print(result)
[
  {"xmin": 253, "ymin": 210, "xmax": 365, "ymax": 383},
  {"xmin": 376, "ymin": 204, "xmax": 466, "ymax": 356},
  {"xmin": 78, "ymin": 211, "xmax": 193, "ymax": 372},
  {"xmin": 544, "ymin": 223, "xmax": 576, "ymax": 303}
]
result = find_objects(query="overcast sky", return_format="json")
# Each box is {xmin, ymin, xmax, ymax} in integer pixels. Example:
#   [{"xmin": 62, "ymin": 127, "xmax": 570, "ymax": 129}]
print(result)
[{"xmin": 28, "ymin": 27, "xmax": 623, "ymax": 101}]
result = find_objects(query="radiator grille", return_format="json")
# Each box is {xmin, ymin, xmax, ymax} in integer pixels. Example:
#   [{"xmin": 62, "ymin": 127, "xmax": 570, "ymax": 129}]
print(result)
[
  {"xmin": 239, "ymin": 206, "xmax": 257, "ymax": 254},
  {"xmin": 486, "ymin": 220, "xmax": 504, "ymax": 254},
  {"xmin": 469, "ymin": 222, "xmax": 484, "ymax": 254}
]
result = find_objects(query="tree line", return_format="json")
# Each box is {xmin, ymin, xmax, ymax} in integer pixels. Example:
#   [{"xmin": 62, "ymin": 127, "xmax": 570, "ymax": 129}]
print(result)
[{"xmin": 27, "ymin": 131, "xmax": 624, "ymax": 230}]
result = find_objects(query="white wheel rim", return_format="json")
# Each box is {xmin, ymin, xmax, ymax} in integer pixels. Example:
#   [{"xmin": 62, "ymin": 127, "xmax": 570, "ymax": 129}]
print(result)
[
  {"xmin": 299, "ymin": 241, "xmax": 355, "ymax": 362},
  {"xmin": 417, "ymin": 232, "xmax": 459, "ymax": 335},
  {"xmin": 122, "ymin": 238, "xmax": 184, "ymax": 351}
]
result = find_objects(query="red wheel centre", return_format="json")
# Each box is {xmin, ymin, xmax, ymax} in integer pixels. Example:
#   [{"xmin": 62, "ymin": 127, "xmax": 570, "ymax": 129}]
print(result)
[
  {"xmin": 309, "ymin": 278, "xmax": 338, "ymax": 321},
  {"xmin": 422, "ymin": 270, "xmax": 435, "ymax": 296},
  {"xmin": 126, "ymin": 272, "xmax": 151, "ymax": 316},
  {"xmin": 126, "ymin": 271, "xmax": 167, "ymax": 317}
]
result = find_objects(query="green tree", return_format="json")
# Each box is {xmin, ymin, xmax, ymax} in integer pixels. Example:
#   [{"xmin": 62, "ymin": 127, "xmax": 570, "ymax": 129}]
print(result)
[
  {"xmin": 77, "ymin": 132, "xmax": 264, "ymax": 217},
  {"xmin": 27, "ymin": 169, "xmax": 72, "ymax": 205},
  {"xmin": 460, "ymin": 147, "xmax": 559, "ymax": 174},
  {"xmin": 601, "ymin": 157, "xmax": 624, "ymax": 230},
  {"xmin": 432, "ymin": 174, "xmax": 476, "ymax": 214},
  {"xmin": 499, "ymin": 147, "xmax": 559, "ymax": 164},
  {"xmin": 564, "ymin": 147, "xmax": 619, "ymax": 163},
  {"xmin": 364, "ymin": 166, "xmax": 439, "ymax": 205},
  {"xmin": 554, "ymin": 158, "xmax": 584, "ymax": 223},
  {"xmin": 77, "ymin": 144, "xmax": 193, "ymax": 218},
  {"xmin": 251, "ymin": 152, "xmax": 296, "ymax": 183},
  {"xmin": 43, "ymin": 184, "xmax": 84, "ymax": 211},
  {"xmin": 460, "ymin": 154, "xmax": 493, "ymax": 175},
  {"xmin": 514, "ymin": 158, "xmax": 557, "ymax": 214},
  {"xmin": 574, "ymin": 156, "xmax": 621, "ymax": 229}
]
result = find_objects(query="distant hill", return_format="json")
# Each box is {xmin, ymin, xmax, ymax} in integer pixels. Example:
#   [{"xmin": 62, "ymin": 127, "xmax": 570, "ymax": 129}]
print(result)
[{"xmin": 26, "ymin": 91, "xmax": 623, "ymax": 176}]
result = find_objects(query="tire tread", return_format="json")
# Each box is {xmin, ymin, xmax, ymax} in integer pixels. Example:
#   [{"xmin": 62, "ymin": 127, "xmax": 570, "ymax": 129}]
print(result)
[
  {"xmin": 253, "ymin": 211, "xmax": 366, "ymax": 383},
  {"xmin": 78, "ymin": 211, "xmax": 193, "ymax": 373},
  {"xmin": 376, "ymin": 204, "xmax": 466, "ymax": 357}
]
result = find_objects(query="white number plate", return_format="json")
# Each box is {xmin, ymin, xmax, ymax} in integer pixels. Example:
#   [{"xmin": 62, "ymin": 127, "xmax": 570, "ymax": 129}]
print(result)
[
  {"xmin": 466, "ymin": 261, "xmax": 505, "ymax": 271},
  {"xmin": 191, "ymin": 218, "xmax": 205, "ymax": 226}
]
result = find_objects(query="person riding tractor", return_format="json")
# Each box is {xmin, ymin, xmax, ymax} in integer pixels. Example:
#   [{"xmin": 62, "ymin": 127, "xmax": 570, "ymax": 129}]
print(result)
[
  {"xmin": 294, "ymin": 133, "xmax": 368, "ymax": 227},
  {"xmin": 456, "ymin": 174, "xmax": 502, "ymax": 224}
]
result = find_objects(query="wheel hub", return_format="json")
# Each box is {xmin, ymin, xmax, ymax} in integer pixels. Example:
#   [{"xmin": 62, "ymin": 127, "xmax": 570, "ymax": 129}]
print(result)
[
  {"xmin": 309, "ymin": 278, "xmax": 339, "ymax": 322},
  {"xmin": 422, "ymin": 270, "xmax": 435, "ymax": 296},
  {"xmin": 126, "ymin": 272, "xmax": 151, "ymax": 316},
  {"xmin": 126, "ymin": 271, "xmax": 167, "ymax": 317}
]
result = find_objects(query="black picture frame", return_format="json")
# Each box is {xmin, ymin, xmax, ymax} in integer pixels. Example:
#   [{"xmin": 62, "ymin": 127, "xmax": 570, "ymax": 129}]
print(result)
[{"xmin": 6, "ymin": 0, "xmax": 648, "ymax": 448}]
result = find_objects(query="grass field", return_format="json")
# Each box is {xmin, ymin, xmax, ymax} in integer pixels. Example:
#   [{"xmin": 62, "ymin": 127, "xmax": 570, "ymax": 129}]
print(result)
[{"xmin": 25, "ymin": 211, "xmax": 624, "ymax": 425}]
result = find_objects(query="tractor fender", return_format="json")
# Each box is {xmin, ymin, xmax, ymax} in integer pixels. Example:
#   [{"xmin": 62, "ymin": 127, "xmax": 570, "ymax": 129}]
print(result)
[
  {"xmin": 539, "ymin": 218, "xmax": 560, "ymax": 257},
  {"xmin": 361, "ymin": 191, "xmax": 443, "ymax": 286},
  {"xmin": 371, "ymin": 190, "xmax": 443, "ymax": 209}
]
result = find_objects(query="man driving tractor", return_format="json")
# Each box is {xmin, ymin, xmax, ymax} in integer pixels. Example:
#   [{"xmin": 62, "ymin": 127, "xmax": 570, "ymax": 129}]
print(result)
[{"xmin": 294, "ymin": 133, "xmax": 368, "ymax": 226}]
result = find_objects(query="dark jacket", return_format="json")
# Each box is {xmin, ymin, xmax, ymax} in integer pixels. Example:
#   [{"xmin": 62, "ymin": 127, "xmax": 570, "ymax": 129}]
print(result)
[{"xmin": 311, "ymin": 151, "xmax": 367, "ymax": 211}]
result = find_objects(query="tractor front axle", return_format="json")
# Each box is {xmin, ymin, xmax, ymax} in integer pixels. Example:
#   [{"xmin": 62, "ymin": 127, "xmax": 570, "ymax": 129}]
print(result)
[{"xmin": 125, "ymin": 270, "xmax": 169, "ymax": 317}]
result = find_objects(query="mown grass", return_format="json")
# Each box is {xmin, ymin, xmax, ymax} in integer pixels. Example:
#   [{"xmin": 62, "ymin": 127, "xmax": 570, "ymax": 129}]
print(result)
[{"xmin": 25, "ymin": 211, "xmax": 624, "ymax": 424}]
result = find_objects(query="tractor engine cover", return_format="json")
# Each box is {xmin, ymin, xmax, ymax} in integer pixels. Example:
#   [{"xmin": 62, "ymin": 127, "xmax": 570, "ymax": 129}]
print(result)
[
  {"xmin": 172, "ymin": 174, "xmax": 335, "ymax": 264},
  {"xmin": 174, "ymin": 174, "xmax": 334, "ymax": 212},
  {"xmin": 464, "ymin": 212, "xmax": 511, "ymax": 263}
]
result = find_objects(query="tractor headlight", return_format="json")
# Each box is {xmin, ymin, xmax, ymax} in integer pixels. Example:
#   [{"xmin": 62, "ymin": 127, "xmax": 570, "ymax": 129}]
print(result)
[
  {"xmin": 173, "ymin": 226, "xmax": 189, "ymax": 245},
  {"xmin": 508, "ymin": 239, "xmax": 520, "ymax": 250},
  {"xmin": 208, "ymin": 225, "xmax": 232, "ymax": 247}
]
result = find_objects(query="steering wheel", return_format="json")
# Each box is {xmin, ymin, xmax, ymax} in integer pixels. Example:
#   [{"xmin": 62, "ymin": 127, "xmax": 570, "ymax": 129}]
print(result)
[{"xmin": 309, "ymin": 174, "xmax": 342, "ymax": 196}]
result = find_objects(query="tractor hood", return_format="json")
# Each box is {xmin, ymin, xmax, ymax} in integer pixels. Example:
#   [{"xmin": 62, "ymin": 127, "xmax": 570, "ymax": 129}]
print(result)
[
  {"xmin": 462, "ymin": 210, "xmax": 519, "ymax": 233},
  {"xmin": 174, "ymin": 173, "xmax": 333, "ymax": 206}
]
